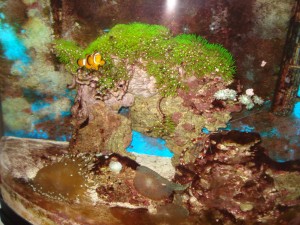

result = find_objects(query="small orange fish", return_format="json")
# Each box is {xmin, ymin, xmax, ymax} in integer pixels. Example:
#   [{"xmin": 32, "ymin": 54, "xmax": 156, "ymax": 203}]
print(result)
[
  {"xmin": 77, "ymin": 58, "xmax": 86, "ymax": 67},
  {"xmin": 77, "ymin": 52, "xmax": 105, "ymax": 70}
]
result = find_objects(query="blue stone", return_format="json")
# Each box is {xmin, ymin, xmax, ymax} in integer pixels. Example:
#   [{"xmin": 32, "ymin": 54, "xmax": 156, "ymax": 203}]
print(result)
[{"xmin": 126, "ymin": 131, "xmax": 174, "ymax": 158}]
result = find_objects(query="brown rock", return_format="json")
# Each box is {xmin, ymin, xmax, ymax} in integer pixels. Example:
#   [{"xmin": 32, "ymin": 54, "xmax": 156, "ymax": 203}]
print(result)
[
  {"xmin": 182, "ymin": 123, "xmax": 195, "ymax": 132},
  {"xmin": 70, "ymin": 102, "xmax": 132, "ymax": 156}
]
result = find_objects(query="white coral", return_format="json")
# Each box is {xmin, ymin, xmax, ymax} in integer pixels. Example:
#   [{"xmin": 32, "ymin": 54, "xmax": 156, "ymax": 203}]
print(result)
[
  {"xmin": 245, "ymin": 88, "xmax": 254, "ymax": 96},
  {"xmin": 246, "ymin": 102, "xmax": 255, "ymax": 110},
  {"xmin": 238, "ymin": 94, "xmax": 253, "ymax": 105},
  {"xmin": 214, "ymin": 89, "xmax": 237, "ymax": 101},
  {"xmin": 253, "ymin": 95, "xmax": 264, "ymax": 105}
]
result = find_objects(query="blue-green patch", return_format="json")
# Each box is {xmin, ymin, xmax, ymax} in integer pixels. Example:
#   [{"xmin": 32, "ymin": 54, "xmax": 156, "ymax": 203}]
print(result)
[{"xmin": 126, "ymin": 130, "xmax": 174, "ymax": 158}]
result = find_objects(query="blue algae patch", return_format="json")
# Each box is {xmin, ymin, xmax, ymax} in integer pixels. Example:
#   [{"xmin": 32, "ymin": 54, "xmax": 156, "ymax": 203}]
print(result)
[
  {"xmin": 293, "ymin": 102, "xmax": 300, "ymax": 119},
  {"xmin": 126, "ymin": 130, "xmax": 174, "ymax": 158},
  {"xmin": 5, "ymin": 128, "xmax": 72, "ymax": 141},
  {"xmin": 63, "ymin": 88, "xmax": 76, "ymax": 100},
  {"xmin": 60, "ymin": 111, "xmax": 71, "ymax": 117},
  {"xmin": 275, "ymin": 158, "xmax": 288, "ymax": 163},
  {"xmin": 0, "ymin": 12, "xmax": 31, "ymax": 73},
  {"xmin": 260, "ymin": 127, "xmax": 281, "ymax": 138},
  {"xmin": 5, "ymin": 129, "xmax": 71, "ymax": 141},
  {"xmin": 297, "ymin": 85, "xmax": 300, "ymax": 97},
  {"xmin": 218, "ymin": 123, "xmax": 232, "ymax": 131},
  {"xmin": 24, "ymin": 88, "xmax": 73, "ymax": 119},
  {"xmin": 220, "ymin": 123, "xmax": 255, "ymax": 133},
  {"xmin": 23, "ymin": 88, "xmax": 47, "ymax": 100},
  {"xmin": 239, "ymin": 124, "xmax": 255, "ymax": 133},
  {"xmin": 201, "ymin": 127, "xmax": 210, "ymax": 134},
  {"xmin": 272, "ymin": 149, "xmax": 298, "ymax": 163},
  {"xmin": 31, "ymin": 100, "xmax": 51, "ymax": 112},
  {"xmin": 118, "ymin": 107, "xmax": 130, "ymax": 116}
]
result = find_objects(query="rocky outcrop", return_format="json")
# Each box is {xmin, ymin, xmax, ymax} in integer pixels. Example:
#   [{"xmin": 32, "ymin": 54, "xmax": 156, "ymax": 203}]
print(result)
[
  {"xmin": 175, "ymin": 131, "xmax": 300, "ymax": 224},
  {"xmin": 70, "ymin": 102, "xmax": 132, "ymax": 156},
  {"xmin": 130, "ymin": 75, "xmax": 241, "ymax": 165}
]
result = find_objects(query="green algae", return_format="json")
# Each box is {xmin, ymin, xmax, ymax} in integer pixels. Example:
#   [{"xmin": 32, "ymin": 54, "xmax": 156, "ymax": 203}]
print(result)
[
  {"xmin": 53, "ymin": 23, "xmax": 236, "ymax": 97},
  {"xmin": 151, "ymin": 115, "xmax": 176, "ymax": 138},
  {"xmin": 52, "ymin": 39, "xmax": 83, "ymax": 73}
]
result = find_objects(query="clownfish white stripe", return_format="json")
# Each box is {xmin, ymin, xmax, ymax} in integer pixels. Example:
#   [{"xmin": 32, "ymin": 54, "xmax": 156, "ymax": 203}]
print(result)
[{"xmin": 94, "ymin": 53, "xmax": 100, "ymax": 64}]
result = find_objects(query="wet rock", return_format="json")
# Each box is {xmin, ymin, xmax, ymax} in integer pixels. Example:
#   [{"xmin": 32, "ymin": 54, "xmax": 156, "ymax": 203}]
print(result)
[
  {"xmin": 0, "ymin": 136, "xmax": 68, "ymax": 181},
  {"xmin": 133, "ymin": 166, "xmax": 174, "ymax": 201},
  {"xmin": 127, "ymin": 66, "xmax": 158, "ymax": 98},
  {"xmin": 133, "ymin": 166, "xmax": 187, "ymax": 201},
  {"xmin": 175, "ymin": 131, "xmax": 300, "ymax": 223},
  {"xmin": 70, "ymin": 102, "xmax": 132, "ymax": 156},
  {"xmin": 130, "ymin": 75, "xmax": 237, "ymax": 165}
]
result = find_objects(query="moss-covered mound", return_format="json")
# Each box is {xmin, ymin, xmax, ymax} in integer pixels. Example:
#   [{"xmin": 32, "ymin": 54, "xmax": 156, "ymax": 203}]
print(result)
[{"xmin": 53, "ymin": 22, "xmax": 236, "ymax": 97}]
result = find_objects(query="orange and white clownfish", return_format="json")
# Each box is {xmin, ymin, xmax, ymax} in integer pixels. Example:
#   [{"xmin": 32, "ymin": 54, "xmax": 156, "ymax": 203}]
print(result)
[{"xmin": 77, "ymin": 52, "xmax": 105, "ymax": 70}]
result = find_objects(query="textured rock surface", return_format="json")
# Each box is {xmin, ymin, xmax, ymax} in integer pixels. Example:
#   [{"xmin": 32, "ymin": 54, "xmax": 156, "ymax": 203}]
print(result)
[
  {"xmin": 0, "ymin": 136, "xmax": 69, "ymax": 181},
  {"xmin": 174, "ymin": 131, "xmax": 300, "ymax": 224},
  {"xmin": 130, "ymin": 76, "xmax": 240, "ymax": 164},
  {"xmin": 102, "ymin": 66, "xmax": 159, "ymax": 133},
  {"xmin": 70, "ymin": 102, "xmax": 132, "ymax": 156},
  {"xmin": 127, "ymin": 66, "xmax": 158, "ymax": 98},
  {"xmin": 133, "ymin": 153, "xmax": 175, "ymax": 180},
  {"xmin": 0, "ymin": 137, "xmax": 194, "ymax": 224},
  {"xmin": 104, "ymin": 93, "xmax": 135, "ymax": 112},
  {"xmin": 1, "ymin": 135, "xmax": 300, "ymax": 224}
]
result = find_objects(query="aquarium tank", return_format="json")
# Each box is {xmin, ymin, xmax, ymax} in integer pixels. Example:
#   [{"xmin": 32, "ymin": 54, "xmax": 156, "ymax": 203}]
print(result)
[{"xmin": 0, "ymin": 0, "xmax": 299, "ymax": 225}]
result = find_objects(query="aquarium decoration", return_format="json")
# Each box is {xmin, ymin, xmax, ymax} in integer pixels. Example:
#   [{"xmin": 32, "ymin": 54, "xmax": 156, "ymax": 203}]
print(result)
[
  {"xmin": 1, "ymin": 19, "xmax": 299, "ymax": 225},
  {"xmin": 294, "ymin": 101, "xmax": 300, "ymax": 118},
  {"xmin": 53, "ymin": 22, "xmax": 236, "ymax": 97},
  {"xmin": 126, "ymin": 131, "xmax": 174, "ymax": 157},
  {"xmin": 214, "ymin": 87, "xmax": 264, "ymax": 110},
  {"xmin": 52, "ymin": 22, "xmax": 243, "ymax": 163}
]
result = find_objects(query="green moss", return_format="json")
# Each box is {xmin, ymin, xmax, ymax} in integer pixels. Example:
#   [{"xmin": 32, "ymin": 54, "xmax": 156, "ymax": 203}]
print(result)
[
  {"xmin": 52, "ymin": 39, "xmax": 83, "ymax": 73},
  {"xmin": 53, "ymin": 22, "xmax": 236, "ymax": 96},
  {"xmin": 146, "ymin": 62, "xmax": 183, "ymax": 97},
  {"xmin": 151, "ymin": 115, "xmax": 176, "ymax": 137}
]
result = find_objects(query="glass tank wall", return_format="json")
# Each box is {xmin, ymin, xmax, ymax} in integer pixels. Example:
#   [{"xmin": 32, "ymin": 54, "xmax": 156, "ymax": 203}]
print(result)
[{"xmin": 0, "ymin": 1, "xmax": 300, "ymax": 224}]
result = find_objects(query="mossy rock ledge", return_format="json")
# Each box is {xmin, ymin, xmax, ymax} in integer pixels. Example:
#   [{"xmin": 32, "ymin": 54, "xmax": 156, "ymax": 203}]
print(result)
[{"xmin": 53, "ymin": 23, "xmax": 239, "ymax": 165}]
